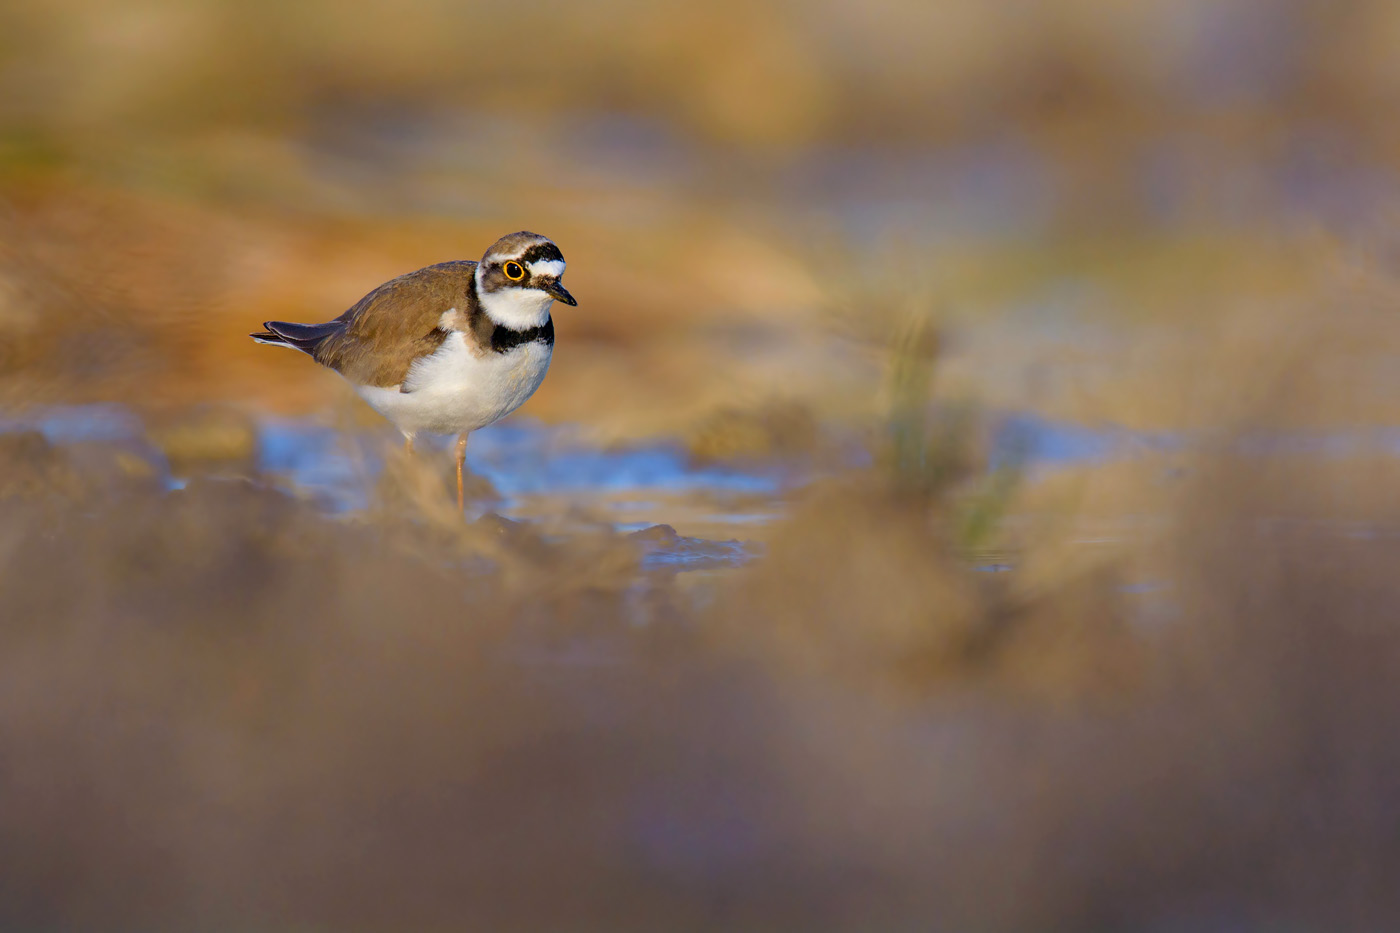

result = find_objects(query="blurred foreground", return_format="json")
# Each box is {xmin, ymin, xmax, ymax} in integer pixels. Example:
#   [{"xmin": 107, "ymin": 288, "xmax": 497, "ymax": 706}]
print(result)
[{"xmin": 3, "ymin": 369, "xmax": 1400, "ymax": 930}]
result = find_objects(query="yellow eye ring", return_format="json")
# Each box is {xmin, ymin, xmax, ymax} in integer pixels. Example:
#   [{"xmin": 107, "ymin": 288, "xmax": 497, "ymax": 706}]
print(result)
[{"xmin": 503, "ymin": 261, "xmax": 525, "ymax": 281}]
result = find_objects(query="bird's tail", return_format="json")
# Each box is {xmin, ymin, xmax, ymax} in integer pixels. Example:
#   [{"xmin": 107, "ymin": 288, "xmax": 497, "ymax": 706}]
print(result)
[{"xmin": 250, "ymin": 320, "xmax": 340, "ymax": 354}]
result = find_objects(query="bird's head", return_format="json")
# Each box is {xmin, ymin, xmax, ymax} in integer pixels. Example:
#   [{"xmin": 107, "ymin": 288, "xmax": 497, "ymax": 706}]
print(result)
[{"xmin": 475, "ymin": 231, "xmax": 576, "ymax": 330}]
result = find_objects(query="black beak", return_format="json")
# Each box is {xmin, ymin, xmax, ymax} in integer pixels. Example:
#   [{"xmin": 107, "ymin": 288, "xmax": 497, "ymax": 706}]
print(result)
[{"xmin": 542, "ymin": 280, "xmax": 577, "ymax": 307}]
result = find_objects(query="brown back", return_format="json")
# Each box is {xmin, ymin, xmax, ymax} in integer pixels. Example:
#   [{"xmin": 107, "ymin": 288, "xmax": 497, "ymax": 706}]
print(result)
[{"xmin": 313, "ymin": 261, "xmax": 477, "ymax": 388}]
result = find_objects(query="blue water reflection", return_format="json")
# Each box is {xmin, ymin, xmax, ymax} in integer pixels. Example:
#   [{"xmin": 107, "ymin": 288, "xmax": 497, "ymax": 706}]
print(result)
[
  {"xmin": 461, "ymin": 422, "xmax": 781, "ymax": 497},
  {"xmin": 257, "ymin": 416, "xmax": 785, "ymax": 518},
  {"xmin": 8, "ymin": 403, "xmax": 1399, "ymax": 579}
]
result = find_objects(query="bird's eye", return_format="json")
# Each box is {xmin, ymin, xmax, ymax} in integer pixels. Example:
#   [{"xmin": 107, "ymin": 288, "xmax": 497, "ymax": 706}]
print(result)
[{"xmin": 503, "ymin": 261, "xmax": 525, "ymax": 281}]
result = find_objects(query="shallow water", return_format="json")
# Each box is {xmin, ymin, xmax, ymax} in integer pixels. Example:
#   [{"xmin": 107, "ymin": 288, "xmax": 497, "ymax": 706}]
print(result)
[
  {"xmin": 9, "ymin": 402, "xmax": 1397, "ymax": 578},
  {"xmin": 258, "ymin": 417, "xmax": 792, "ymax": 542},
  {"xmin": 2, "ymin": 403, "xmax": 1154, "ymax": 500}
]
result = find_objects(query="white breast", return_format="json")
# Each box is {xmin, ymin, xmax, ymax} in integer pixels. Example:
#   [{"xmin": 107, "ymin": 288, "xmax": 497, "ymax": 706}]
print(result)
[{"xmin": 353, "ymin": 332, "xmax": 553, "ymax": 437}]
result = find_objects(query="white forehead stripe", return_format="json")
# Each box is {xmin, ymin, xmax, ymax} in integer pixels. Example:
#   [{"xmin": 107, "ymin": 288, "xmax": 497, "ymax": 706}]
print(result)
[{"xmin": 528, "ymin": 259, "xmax": 565, "ymax": 278}]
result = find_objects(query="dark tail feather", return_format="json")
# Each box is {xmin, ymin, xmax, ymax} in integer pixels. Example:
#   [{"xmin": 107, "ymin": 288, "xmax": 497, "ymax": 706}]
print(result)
[{"xmin": 250, "ymin": 320, "xmax": 341, "ymax": 354}]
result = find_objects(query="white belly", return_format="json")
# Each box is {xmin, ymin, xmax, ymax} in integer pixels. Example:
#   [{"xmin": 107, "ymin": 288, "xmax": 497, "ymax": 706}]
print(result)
[{"xmin": 352, "ymin": 332, "xmax": 552, "ymax": 436}]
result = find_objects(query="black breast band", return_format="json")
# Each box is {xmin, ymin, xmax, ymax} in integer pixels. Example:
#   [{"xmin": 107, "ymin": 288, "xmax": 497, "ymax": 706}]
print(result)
[{"xmin": 490, "ymin": 317, "xmax": 554, "ymax": 353}]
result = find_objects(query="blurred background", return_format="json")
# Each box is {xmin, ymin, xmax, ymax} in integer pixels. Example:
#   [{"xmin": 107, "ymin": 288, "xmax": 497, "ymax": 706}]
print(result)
[{"xmin": 3, "ymin": 0, "xmax": 1400, "ymax": 929}]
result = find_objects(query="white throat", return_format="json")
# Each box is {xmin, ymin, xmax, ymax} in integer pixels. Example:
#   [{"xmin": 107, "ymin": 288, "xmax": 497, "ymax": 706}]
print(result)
[{"xmin": 476, "ymin": 264, "xmax": 554, "ymax": 330}]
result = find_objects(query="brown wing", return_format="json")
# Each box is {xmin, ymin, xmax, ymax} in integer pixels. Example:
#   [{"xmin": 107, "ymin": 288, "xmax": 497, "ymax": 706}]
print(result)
[{"xmin": 312, "ymin": 261, "xmax": 476, "ymax": 388}]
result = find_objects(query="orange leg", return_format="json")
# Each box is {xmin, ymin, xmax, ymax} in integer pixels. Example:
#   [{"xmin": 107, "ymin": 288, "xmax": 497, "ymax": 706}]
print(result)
[
  {"xmin": 455, "ymin": 433, "xmax": 469, "ymax": 513},
  {"xmin": 404, "ymin": 435, "xmax": 415, "ymax": 455}
]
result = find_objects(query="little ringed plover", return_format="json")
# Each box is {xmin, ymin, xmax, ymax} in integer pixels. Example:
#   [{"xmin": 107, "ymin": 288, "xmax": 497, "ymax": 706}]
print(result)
[{"xmin": 251, "ymin": 231, "xmax": 577, "ymax": 510}]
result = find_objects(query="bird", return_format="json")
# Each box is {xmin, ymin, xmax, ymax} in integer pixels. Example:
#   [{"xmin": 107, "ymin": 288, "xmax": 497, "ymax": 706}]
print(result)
[{"xmin": 251, "ymin": 231, "xmax": 576, "ymax": 511}]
